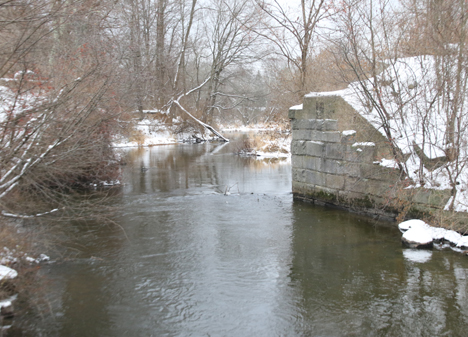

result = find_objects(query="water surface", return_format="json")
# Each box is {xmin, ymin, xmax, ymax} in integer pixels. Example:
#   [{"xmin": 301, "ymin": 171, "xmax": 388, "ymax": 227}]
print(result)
[{"xmin": 8, "ymin": 136, "xmax": 468, "ymax": 336}]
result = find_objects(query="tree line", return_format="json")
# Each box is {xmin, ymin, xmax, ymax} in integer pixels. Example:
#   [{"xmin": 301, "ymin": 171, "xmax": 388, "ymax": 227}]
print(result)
[{"xmin": 1, "ymin": 0, "xmax": 467, "ymax": 215}]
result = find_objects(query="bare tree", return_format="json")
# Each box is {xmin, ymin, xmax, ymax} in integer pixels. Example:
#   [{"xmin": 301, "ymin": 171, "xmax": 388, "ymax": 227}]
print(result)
[
  {"xmin": 196, "ymin": 0, "xmax": 262, "ymax": 124},
  {"xmin": 254, "ymin": 0, "xmax": 332, "ymax": 98}
]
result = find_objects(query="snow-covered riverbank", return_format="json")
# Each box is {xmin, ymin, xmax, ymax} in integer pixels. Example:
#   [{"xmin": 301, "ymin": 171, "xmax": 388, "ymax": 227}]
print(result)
[
  {"xmin": 1, "ymin": 246, "xmax": 50, "ymax": 322},
  {"xmin": 112, "ymin": 118, "xmax": 292, "ymax": 159},
  {"xmin": 399, "ymin": 219, "xmax": 468, "ymax": 253}
]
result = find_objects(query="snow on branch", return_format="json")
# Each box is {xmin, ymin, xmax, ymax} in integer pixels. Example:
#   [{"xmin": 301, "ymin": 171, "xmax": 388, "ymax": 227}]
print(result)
[
  {"xmin": 172, "ymin": 78, "xmax": 229, "ymax": 142},
  {"xmin": 1, "ymin": 208, "xmax": 61, "ymax": 219}
]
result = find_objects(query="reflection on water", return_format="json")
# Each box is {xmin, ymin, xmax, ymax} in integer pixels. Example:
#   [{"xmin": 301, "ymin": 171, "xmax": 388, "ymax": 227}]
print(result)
[
  {"xmin": 290, "ymin": 205, "xmax": 468, "ymax": 335},
  {"xmin": 122, "ymin": 141, "xmax": 291, "ymax": 197},
  {"xmin": 403, "ymin": 249, "xmax": 433, "ymax": 263},
  {"xmin": 8, "ymin": 138, "xmax": 468, "ymax": 336}
]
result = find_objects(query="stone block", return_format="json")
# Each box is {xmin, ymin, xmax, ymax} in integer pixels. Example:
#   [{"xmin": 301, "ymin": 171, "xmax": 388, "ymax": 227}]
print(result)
[
  {"xmin": 411, "ymin": 189, "xmax": 451, "ymax": 207},
  {"xmin": 312, "ymin": 119, "xmax": 324, "ymax": 130},
  {"xmin": 303, "ymin": 156, "xmax": 322, "ymax": 171},
  {"xmin": 325, "ymin": 143, "xmax": 346, "ymax": 160},
  {"xmin": 338, "ymin": 191, "xmax": 382, "ymax": 211},
  {"xmin": 343, "ymin": 147, "xmax": 374, "ymax": 163},
  {"xmin": 291, "ymin": 140, "xmax": 307, "ymax": 155},
  {"xmin": 321, "ymin": 158, "xmax": 343, "ymax": 175},
  {"xmin": 290, "ymin": 118, "xmax": 298, "ymax": 129},
  {"xmin": 345, "ymin": 162, "xmax": 362, "ymax": 178},
  {"xmin": 313, "ymin": 119, "xmax": 337, "ymax": 131},
  {"xmin": 291, "ymin": 119, "xmax": 316, "ymax": 130},
  {"xmin": 338, "ymin": 190, "xmax": 368, "ymax": 203},
  {"xmin": 313, "ymin": 185, "xmax": 339, "ymax": 203},
  {"xmin": 292, "ymin": 181, "xmax": 316, "ymax": 196},
  {"xmin": 309, "ymin": 130, "xmax": 319, "ymax": 141},
  {"xmin": 292, "ymin": 129, "xmax": 311, "ymax": 141},
  {"xmin": 344, "ymin": 145, "xmax": 374, "ymax": 165},
  {"xmin": 291, "ymin": 119, "xmax": 301, "ymax": 130},
  {"xmin": 288, "ymin": 109, "xmax": 297, "ymax": 119},
  {"xmin": 341, "ymin": 133, "xmax": 356, "ymax": 144},
  {"xmin": 427, "ymin": 190, "xmax": 452, "ymax": 207},
  {"xmin": 316, "ymin": 131, "xmax": 341, "ymax": 143},
  {"xmin": 360, "ymin": 163, "xmax": 400, "ymax": 181},
  {"xmin": 292, "ymin": 168, "xmax": 306, "ymax": 183},
  {"xmin": 325, "ymin": 173, "xmax": 345, "ymax": 190},
  {"xmin": 346, "ymin": 177, "xmax": 370, "ymax": 195},
  {"xmin": 323, "ymin": 119, "xmax": 338, "ymax": 131},
  {"xmin": 292, "ymin": 110, "xmax": 312, "ymax": 120},
  {"xmin": 363, "ymin": 179, "xmax": 396, "ymax": 198},
  {"xmin": 305, "ymin": 169, "xmax": 325, "ymax": 186},
  {"xmin": 292, "ymin": 155, "xmax": 304, "ymax": 169},
  {"xmin": 305, "ymin": 141, "xmax": 324, "ymax": 157},
  {"xmin": 343, "ymin": 148, "xmax": 361, "ymax": 162},
  {"xmin": 303, "ymin": 97, "xmax": 316, "ymax": 118},
  {"xmin": 350, "ymin": 145, "xmax": 376, "ymax": 162}
]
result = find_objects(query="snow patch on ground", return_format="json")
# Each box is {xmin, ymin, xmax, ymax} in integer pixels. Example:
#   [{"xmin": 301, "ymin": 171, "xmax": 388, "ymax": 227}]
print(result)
[
  {"xmin": 1, "ymin": 247, "xmax": 50, "ymax": 265},
  {"xmin": 114, "ymin": 119, "xmax": 292, "ymax": 159},
  {"xmin": 402, "ymin": 227, "xmax": 433, "ymax": 245},
  {"xmin": 220, "ymin": 123, "xmax": 278, "ymax": 132},
  {"xmin": 398, "ymin": 219, "xmax": 428, "ymax": 233},
  {"xmin": 112, "ymin": 119, "xmax": 179, "ymax": 147},
  {"xmin": 0, "ymin": 265, "xmax": 17, "ymax": 280},
  {"xmin": 0, "ymin": 294, "xmax": 17, "ymax": 316},
  {"xmin": 444, "ymin": 230, "xmax": 462, "ymax": 246},
  {"xmin": 399, "ymin": 219, "xmax": 468, "ymax": 252},
  {"xmin": 0, "ymin": 298, "xmax": 13, "ymax": 309},
  {"xmin": 457, "ymin": 236, "xmax": 468, "ymax": 249}
]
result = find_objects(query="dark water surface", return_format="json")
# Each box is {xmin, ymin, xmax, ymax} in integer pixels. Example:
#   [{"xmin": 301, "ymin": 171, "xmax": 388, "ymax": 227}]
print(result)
[{"xmin": 9, "ymin": 136, "xmax": 468, "ymax": 336}]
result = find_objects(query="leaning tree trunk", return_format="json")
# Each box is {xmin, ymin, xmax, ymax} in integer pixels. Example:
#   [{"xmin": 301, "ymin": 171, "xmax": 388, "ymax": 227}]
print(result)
[{"xmin": 173, "ymin": 78, "xmax": 229, "ymax": 142}]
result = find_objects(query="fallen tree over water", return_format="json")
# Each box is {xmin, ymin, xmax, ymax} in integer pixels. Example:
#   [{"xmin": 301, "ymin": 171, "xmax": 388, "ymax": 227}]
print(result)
[{"xmin": 170, "ymin": 78, "xmax": 229, "ymax": 142}]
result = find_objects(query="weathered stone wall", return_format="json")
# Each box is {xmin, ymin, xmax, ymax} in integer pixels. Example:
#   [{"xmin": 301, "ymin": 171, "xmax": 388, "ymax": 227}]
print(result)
[{"xmin": 290, "ymin": 95, "xmax": 452, "ymax": 219}]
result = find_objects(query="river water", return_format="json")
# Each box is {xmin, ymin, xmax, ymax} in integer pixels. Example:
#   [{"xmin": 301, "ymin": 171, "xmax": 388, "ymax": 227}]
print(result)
[{"xmin": 8, "ymin": 134, "xmax": 468, "ymax": 336}]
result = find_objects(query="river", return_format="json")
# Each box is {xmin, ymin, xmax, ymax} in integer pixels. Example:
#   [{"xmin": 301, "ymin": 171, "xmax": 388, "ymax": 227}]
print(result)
[{"xmin": 7, "ymin": 134, "xmax": 468, "ymax": 336}]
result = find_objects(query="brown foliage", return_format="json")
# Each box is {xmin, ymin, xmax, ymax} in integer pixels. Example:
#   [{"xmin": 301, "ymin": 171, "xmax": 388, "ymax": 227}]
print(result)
[{"xmin": 0, "ymin": 1, "xmax": 126, "ymax": 217}]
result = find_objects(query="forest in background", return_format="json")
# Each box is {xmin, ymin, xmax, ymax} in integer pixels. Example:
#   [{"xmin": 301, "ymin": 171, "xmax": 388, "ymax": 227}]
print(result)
[{"xmin": 1, "ymin": 0, "xmax": 468, "ymax": 216}]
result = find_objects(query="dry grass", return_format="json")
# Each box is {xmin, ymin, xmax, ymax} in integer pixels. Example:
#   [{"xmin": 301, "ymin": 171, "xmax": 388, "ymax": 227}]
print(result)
[
  {"xmin": 128, "ymin": 129, "xmax": 147, "ymax": 146},
  {"xmin": 236, "ymin": 126, "xmax": 291, "ymax": 155},
  {"xmin": 253, "ymin": 121, "xmax": 291, "ymax": 154}
]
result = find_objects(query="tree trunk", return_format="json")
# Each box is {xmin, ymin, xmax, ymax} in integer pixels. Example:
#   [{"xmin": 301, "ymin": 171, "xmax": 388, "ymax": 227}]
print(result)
[{"xmin": 156, "ymin": 0, "xmax": 166, "ymax": 109}]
